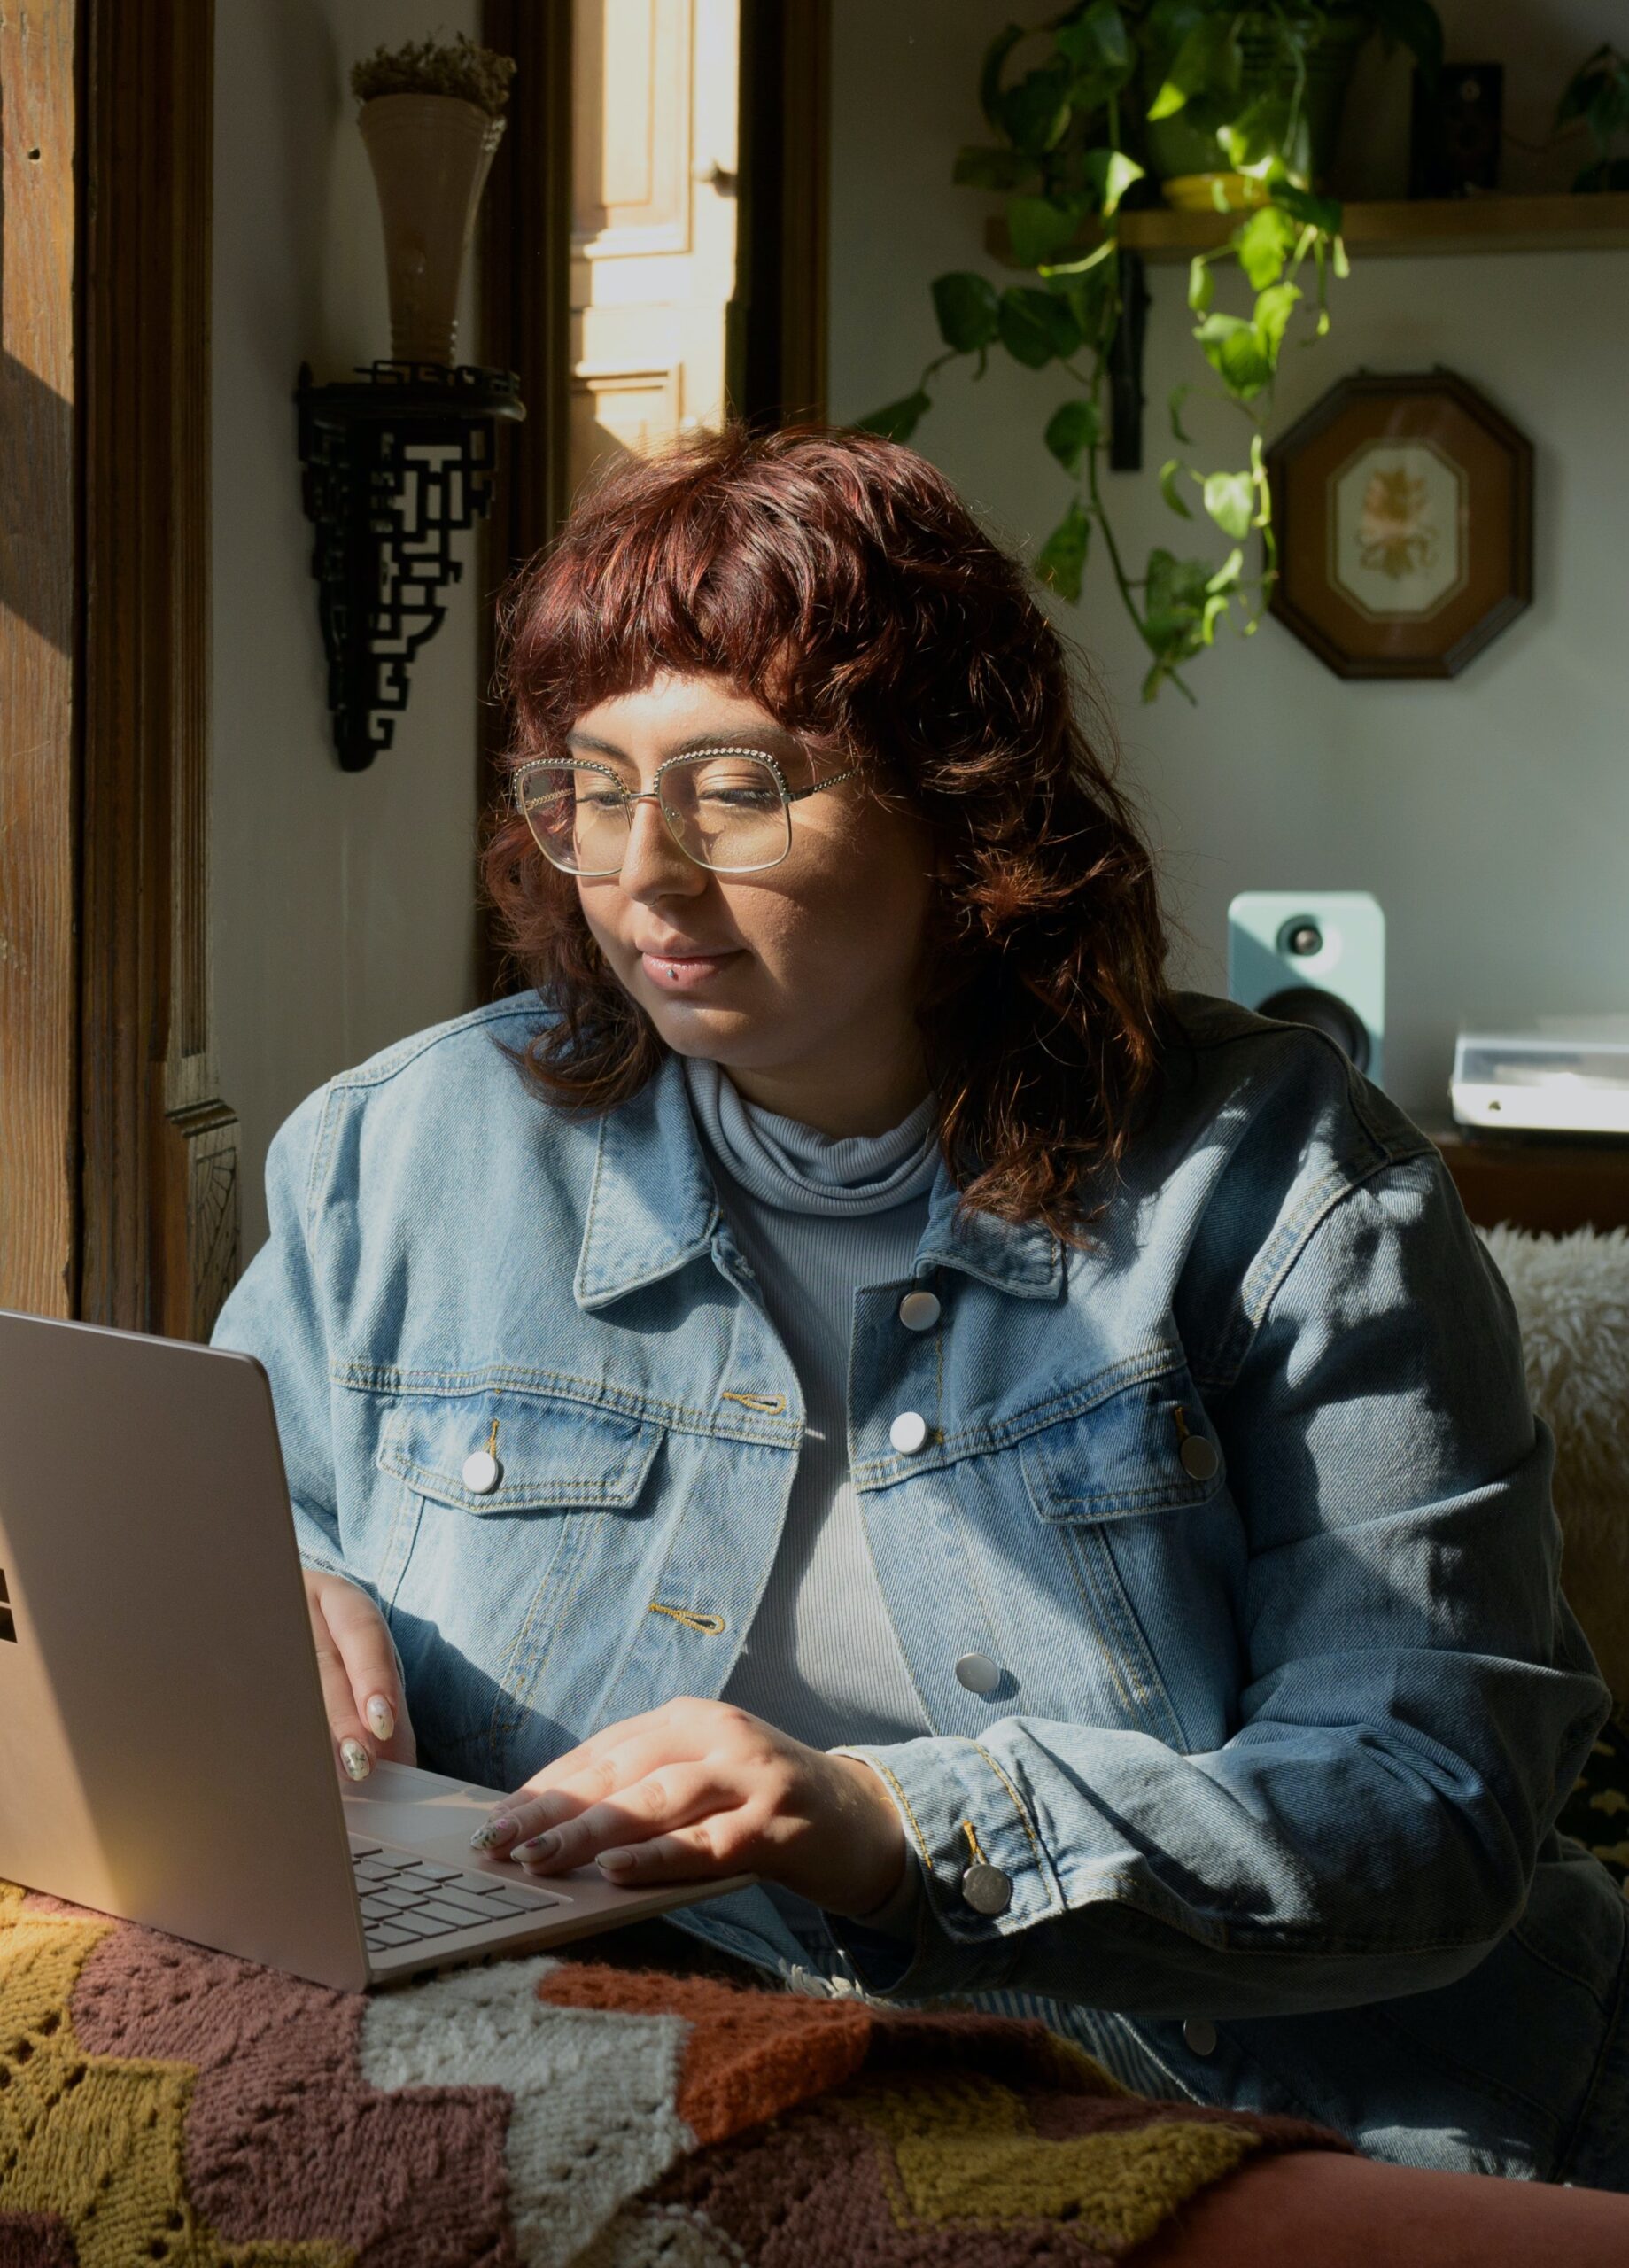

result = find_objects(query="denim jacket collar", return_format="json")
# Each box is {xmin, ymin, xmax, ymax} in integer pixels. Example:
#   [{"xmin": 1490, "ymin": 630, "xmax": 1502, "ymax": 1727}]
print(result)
[{"xmin": 574, "ymin": 1048, "xmax": 1063, "ymax": 1310}]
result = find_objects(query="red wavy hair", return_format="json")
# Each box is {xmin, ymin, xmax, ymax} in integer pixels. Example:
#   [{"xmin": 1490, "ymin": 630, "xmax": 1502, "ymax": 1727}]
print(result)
[{"xmin": 481, "ymin": 421, "xmax": 1174, "ymax": 1242}]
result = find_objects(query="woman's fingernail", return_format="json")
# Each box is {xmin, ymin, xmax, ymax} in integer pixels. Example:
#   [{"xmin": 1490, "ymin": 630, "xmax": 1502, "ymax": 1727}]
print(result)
[
  {"xmin": 340, "ymin": 1739, "xmax": 372, "ymax": 1782},
  {"xmin": 469, "ymin": 1814, "xmax": 517, "ymax": 1852},
  {"xmin": 511, "ymin": 1830, "xmax": 560, "ymax": 1863},
  {"xmin": 365, "ymin": 1695, "xmax": 395, "ymax": 1742},
  {"xmin": 597, "ymin": 1848, "xmax": 634, "ymax": 1874}
]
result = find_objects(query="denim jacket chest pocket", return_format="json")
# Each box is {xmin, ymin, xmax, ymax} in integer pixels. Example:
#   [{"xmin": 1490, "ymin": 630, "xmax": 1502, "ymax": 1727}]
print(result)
[
  {"xmin": 1013, "ymin": 1365, "xmax": 1243, "ymax": 1752},
  {"xmin": 368, "ymin": 1389, "xmax": 665, "ymax": 1780},
  {"xmin": 376, "ymin": 1390, "xmax": 663, "ymax": 1516}
]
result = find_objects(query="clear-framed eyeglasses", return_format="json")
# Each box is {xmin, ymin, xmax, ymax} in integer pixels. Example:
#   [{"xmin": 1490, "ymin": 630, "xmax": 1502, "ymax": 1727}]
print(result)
[{"xmin": 513, "ymin": 746, "xmax": 862, "ymax": 877}]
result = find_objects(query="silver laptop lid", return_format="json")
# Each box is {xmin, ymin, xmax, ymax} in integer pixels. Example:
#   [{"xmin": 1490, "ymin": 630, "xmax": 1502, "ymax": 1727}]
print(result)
[{"xmin": 0, "ymin": 1310, "xmax": 369, "ymax": 1991}]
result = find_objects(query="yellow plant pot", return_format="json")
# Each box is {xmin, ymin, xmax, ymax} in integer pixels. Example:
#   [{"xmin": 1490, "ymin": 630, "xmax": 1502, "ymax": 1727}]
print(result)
[{"xmin": 1160, "ymin": 171, "xmax": 1273, "ymax": 213}]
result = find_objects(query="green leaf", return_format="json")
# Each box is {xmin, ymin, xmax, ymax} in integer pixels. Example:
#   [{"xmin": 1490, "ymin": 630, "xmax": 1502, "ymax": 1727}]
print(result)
[
  {"xmin": 1188, "ymin": 255, "xmax": 1215, "ymax": 314},
  {"xmin": 856, "ymin": 390, "xmax": 933, "ymax": 443},
  {"xmin": 998, "ymin": 284, "xmax": 1082, "ymax": 367},
  {"xmin": 1272, "ymin": 180, "xmax": 1344, "ymax": 236},
  {"xmin": 1057, "ymin": 263, "xmax": 1113, "ymax": 348},
  {"xmin": 1194, "ymin": 311, "xmax": 1272, "ymax": 400},
  {"xmin": 1057, "ymin": 1, "xmax": 1132, "ymax": 80},
  {"xmin": 999, "ymin": 58, "xmax": 1075, "ymax": 153},
  {"xmin": 1206, "ymin": 545, "xmax": 1245, "ymax": 593},
  {"xmin": 978, "ymin": 22, "xmax": 1026, "ymax": 135},
  {"xmin": 1234, "ymin": 205, "xmax": 1298, "ymax": 290},
  {"xmin": 1006, "ymin": 193, "xmax": 1087, "ymax": 268},
  {"xmin": 1082, "ymin": 146, "xmax": 1145, "ymax": 216},
  {"xmin": 1557, "ymin": 45, "xmax": 1612, "ymax": 128},
  {"xmin": 931, "ymin": 271, "xmax": 1001, "ymax": 352},
  {"xmin": 1035, "ymin": 498, "xmax": 1092, "ymax": 602},
  {"xmin": 1252, "ymin": 279, "xmax": 1302, "ymax": 359},
  {"xmin": 1168, "ymin": 382, "xmax": 1194, "ymax": 446},
  {"xmin": 953, "ymin": 144, "xmax": 1044, "ymax": 191},
  {"xmin": 1160, "ymin": 458, "xmax": 1194, "ymax": 517},
  {"xmin": 1366, "ymin": 0, "xmax": 1444, "ymax": 82},
  {"xmin": 1219, "ymin": 93, "xmax": 1299, "ymax": 173},
  {"xmin": 1148, "ymin": 15, "xmax": 1240, "ymax": 120},
  {"xmin": 1201, "ymin": 470, "xmax": 1253, "ymax": 539},
  {"xmin": 1044, "ymin": 397, "xmax": 1100, "ymax": 473}
]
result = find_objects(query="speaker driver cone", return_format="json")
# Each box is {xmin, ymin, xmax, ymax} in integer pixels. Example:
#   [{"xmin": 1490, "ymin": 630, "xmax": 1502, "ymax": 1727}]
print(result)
[{"xmin": 1257, "ymin": 985, "xmax": 1371, "ymax": 1073}]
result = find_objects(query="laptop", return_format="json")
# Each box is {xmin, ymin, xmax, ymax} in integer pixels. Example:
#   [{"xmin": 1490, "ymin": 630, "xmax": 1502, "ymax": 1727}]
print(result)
[{"xmin": 0, "ymin": 1309, "xmax": 752, "ymax": 1992}]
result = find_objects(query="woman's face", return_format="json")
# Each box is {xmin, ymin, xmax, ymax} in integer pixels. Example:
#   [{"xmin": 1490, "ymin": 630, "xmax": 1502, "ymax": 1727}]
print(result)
[{"xmin": 567, "ymin": 671, "xmax": 936, "ymax": 1131}]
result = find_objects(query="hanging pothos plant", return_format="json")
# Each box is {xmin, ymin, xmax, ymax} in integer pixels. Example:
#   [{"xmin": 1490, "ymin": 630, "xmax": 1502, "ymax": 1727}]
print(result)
[{"xmin": 860, "ymin": 2, "xmax": 1442, "ymax": 701}]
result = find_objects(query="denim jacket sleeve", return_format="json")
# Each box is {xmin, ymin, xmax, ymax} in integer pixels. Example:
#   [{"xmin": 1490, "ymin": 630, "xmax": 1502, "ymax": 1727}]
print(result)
[
  {"xmin": 832, "ymin": 1147, "xmax": 1614, "ymax": 2019},
  {"xmin": 210, "ymin": 1083, "xmax": 374, "ymax": 1604}
]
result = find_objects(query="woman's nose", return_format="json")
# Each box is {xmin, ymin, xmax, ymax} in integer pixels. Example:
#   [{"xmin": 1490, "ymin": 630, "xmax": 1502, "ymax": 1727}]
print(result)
[{"xmin": 617, "ymin": 794, "xmax": 707, "ymax": 903}]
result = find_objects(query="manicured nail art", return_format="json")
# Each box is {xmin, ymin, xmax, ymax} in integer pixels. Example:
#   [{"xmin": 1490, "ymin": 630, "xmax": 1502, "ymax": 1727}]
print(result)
[
  {"xmin": 365, "ymin": 1694, "xmax": 395, "ymax": 1742},
  {"xmin": 469, "ymin": 1814, "xmax": 517, "ymax": 1851},
  {"xmin": 340, "ymin": 1739, "xmax": 371, "ymax": 1782},
  {"xmin": 597, "ymin": 1848, "xmax": 634, "ymax": 1874},
  {"xmin": 512, "ymin": 1830, "xmax": 560, "ymax": 1863}
]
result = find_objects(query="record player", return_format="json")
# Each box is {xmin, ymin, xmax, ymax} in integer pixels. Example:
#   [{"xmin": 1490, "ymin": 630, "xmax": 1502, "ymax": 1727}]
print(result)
[{"xmin": 1450, "ymin": 1017, "xmax": 1629, "ymax": 1137}]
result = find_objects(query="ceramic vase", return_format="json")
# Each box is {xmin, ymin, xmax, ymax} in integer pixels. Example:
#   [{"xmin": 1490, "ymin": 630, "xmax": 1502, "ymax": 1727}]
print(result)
[{"xmin": 357, "ymin": 92, "xmax": 506, "ymax": 369}]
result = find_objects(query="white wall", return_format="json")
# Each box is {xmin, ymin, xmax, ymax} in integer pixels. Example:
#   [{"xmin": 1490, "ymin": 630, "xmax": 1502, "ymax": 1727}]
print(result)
[
  {"xmin": 827, "ymin": 0, "xmax": 1629, "ymax": 1123},
  {"xmin": 213, "ymin": 0, "xmax": 485, "ymax": 1252}
]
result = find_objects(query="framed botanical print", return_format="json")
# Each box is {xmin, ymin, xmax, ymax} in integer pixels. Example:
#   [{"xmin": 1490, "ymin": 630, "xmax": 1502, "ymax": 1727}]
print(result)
[{"xmin": 1265, "ymin": 369, "xmax": 1533, "ymax": 680}]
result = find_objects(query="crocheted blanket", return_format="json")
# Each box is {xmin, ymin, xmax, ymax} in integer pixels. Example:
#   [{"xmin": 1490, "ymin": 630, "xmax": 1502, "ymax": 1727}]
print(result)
[{"xmin": 0, "ymin": 1879, "xmax": 1351, "ymax": 2266}]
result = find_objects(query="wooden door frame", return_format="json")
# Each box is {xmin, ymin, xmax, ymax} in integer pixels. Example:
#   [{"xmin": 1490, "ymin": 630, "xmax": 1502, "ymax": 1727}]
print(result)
[
  {"xmin": 0, "ymin": 0, "xmax": 235, "ymax": 1336},
  {"xmin": 473, "ymin": 0, "xmax": 831, "ymax": 998}
]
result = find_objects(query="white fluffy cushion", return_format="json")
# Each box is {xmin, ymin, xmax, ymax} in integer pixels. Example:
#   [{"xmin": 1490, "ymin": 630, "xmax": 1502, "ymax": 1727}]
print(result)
[{"xmin": 1478, "ymin": 1225, "xmax": 1629, "ymax": 1709}]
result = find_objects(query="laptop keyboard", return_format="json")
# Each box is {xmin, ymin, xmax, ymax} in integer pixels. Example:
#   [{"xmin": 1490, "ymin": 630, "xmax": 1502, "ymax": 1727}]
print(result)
[{"xmin": 349, "ymin": 1835, "xmax": 566, "ymax": 1956}]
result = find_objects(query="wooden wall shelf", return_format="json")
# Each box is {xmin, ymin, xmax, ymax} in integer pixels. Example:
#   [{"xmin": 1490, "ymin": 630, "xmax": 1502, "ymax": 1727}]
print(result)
[{"xmin": 987, "ymin": 190, "xmax": 1629, "ymax": 268}]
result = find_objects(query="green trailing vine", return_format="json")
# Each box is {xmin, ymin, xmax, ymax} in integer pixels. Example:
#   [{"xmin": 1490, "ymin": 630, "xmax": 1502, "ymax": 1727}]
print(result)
[{"xmin": 859, "ymin": 2, "xmax": 1442, "ymax": 701}]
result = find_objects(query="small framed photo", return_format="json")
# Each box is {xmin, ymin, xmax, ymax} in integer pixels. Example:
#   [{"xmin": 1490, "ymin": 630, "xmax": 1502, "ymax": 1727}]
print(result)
[{"xmin": 1265, "ymin": 369, "xmax": 1533, "ymax": 680}]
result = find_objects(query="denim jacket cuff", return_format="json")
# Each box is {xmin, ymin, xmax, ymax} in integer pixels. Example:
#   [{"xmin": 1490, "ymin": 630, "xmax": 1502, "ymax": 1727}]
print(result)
[{"xmin": 827, "ymin": 1736, "xmax": 1063, "ymax": 1997}]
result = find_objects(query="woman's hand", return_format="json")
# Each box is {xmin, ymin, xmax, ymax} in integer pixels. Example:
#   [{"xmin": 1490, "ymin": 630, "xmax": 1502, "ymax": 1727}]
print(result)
[
  {"xmin": 304, "ymin": 1568, "xmax": 417, "ymax": 1782},
  {"xmin": 470, "ymin": 1697, "xmax": 908, "ymax": 1918}
]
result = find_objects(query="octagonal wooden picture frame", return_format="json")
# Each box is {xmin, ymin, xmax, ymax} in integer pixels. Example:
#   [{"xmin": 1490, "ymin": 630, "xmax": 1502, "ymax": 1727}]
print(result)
[{"xmin": 1265, "ymin": 368, "xmax": 1533, "ymax": 680}]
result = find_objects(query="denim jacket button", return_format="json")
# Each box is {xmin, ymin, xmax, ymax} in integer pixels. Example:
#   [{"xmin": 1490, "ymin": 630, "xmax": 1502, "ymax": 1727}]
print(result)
[
  {"xmin": 461, "ymin": 1449, "xmax": 501, "ymax": 1494},
  {"xmin": 960, "ymin": 1862, "xmax": 1012, "ymax": 1916},
  {"xmin": 1179, "ymin": 1434, "xmax": 1220, "ymax": 1481},
  {"xmin": 889, "ymin": 1410, "xmax": 929, "ymax": 1454},
  {"xmin": 898, "ymin": 1291, "xmax": 941, "ymax": 1332},
  {"xmin": 955, "ymin": 1651, "xmax": 1001, "ymax": 1696},
  {"xmin": 1183, "ymin": 2017, "xmax": 1218, "ymax": 2056}
]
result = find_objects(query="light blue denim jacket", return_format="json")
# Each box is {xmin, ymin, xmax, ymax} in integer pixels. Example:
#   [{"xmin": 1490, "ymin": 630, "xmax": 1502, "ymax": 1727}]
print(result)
[{"xmin": 213, "ymin": 989, "xmax": 1627, "ymax": 2184}]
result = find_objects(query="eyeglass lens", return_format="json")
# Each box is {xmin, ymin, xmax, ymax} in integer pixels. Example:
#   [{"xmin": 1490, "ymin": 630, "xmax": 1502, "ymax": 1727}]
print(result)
[{"xmin": 518, "ymin": 755, "xmax": 791, "ymax": 874}]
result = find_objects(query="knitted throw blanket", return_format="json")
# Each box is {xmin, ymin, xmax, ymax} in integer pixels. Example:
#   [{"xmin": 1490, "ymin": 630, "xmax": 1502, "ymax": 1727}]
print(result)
[{"xmin": 0, "ymin": 1880, "xmax": 1350, "ymax": 2265}]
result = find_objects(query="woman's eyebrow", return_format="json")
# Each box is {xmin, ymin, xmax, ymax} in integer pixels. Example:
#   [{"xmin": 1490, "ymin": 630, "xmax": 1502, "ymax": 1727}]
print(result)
[{"xmin": 562, "ymin": 726, "xmax": 799, "ymax": 761}]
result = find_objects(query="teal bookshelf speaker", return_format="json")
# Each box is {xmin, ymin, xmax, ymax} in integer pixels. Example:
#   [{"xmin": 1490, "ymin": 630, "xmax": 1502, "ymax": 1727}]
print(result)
[{"xmin": 1227, "ymin": 891, "xmax": 1385, "ymax": 1087}]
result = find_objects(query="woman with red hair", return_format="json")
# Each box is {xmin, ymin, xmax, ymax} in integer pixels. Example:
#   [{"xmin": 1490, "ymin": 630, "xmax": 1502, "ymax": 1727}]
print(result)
[{"xmin": 214, "ymin": 423, "xmax": 1625, "ymax": 2189}]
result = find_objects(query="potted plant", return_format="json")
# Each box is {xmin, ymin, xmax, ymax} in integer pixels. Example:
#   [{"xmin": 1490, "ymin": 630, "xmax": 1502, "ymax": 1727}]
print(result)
[
  {"xmin": 858, "ymin": 0, "xmax": 1443, "ymax": 702},
  {"xmin": 1138, "ymin": 1, "xmax": 1439, "ymax": 210},
  {"xmin": 351, "ymin": 32, "xmax": 517, "ymax": 369}
]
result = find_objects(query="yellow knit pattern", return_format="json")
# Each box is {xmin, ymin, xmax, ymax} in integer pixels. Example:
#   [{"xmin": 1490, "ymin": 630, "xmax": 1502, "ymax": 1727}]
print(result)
[
  {"xmin": 842, "ymin": 2068, "xmax": 1263, "ymax": 2251},
  {"xmin": 0, "ymin": 1884, "xmax": 343, "ymax": 2268}
]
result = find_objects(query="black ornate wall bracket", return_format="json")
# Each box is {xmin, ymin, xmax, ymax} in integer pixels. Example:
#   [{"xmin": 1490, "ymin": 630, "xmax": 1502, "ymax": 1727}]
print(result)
[{"xmin": 296, "ymin": 361, "xmax": 525, "ymax": 772}]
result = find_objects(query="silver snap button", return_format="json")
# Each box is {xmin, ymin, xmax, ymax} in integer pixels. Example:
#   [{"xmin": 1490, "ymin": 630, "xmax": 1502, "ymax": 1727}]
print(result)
[
  {"xmin": 1183, "ymin": 2016, "xmax": 1218, "ymax": 2056},
  {"xmin": 461, "ymin": 1449, "xmax": 501, "ymax": 1495},
  {"xmin": 889, "ymin": 1410, "xmax": 929, "ymax": 1455},
  {"xmin": 1179, "ymin": 1433, "xmax": 1221, "ymax": 1481},
  {"xmin": 960, "ymin": 1862, "xmax": 1012, "ymax": 1916},
  {"xmin": 955, "ymin": 1651, "xmax": 1001, "ymax": 1697},
  {"xmin": 898, "ymin": 1290, "xmax": 941, "ymax": 1332}
]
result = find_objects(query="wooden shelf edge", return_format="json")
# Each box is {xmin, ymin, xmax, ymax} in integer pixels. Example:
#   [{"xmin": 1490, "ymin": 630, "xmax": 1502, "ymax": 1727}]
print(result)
[{"xmin": 987, "ymin": 190, "xmax": 1629, "ymax": 268}]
